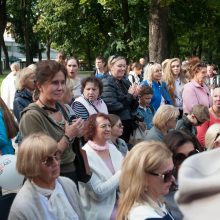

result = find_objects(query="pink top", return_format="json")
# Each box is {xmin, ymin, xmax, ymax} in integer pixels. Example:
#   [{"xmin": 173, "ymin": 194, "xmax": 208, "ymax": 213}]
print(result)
[
  {"xmin": 183, "ymin": 80, "xmax": 212, "ymax": 113},
  {"xmin": 197, "ymin": 112, "xmax": 220, "ymax": 147}
]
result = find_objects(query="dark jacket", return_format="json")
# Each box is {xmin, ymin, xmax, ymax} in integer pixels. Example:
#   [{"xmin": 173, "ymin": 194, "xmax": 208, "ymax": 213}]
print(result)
[
  {"xmin": 101, "ymin": 75, "xmax": 138, "ymax": 121},
  {"xmin": 13, "ymin": 89, "xmax": 33, "ymax": 122}
]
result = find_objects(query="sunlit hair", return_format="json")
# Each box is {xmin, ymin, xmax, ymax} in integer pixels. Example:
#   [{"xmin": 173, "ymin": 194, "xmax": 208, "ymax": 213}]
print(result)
[
  {"xmin": 10, "ymin": 62, "xmax": 20, "ymax": 72},
  {"xmin": 143, "ymin": 63, "xmax": 161, "ymax": 83},
  {"xmin": 163, "ymin": 58, "xmax": 187, "ymax": 105},
  {"xmin": 161, "ymin": 59, "xmax": 170, "ymax": 73},
  {"xmin": 84, "ymin": 113, "xmax": 110, "ymax": 141},
  {"xmin": 15, "ymin": 67, "xmax": 35, "ymax": 90},
  {"xmin": 205, "ymin": 124, "xmax": 220, "ymax": 150},
  {"xmin": 188, "ymin": 57, "xmax": 207, "ymax": 79},
  {"xmin": 117, "ymin": 141, "xmax": 172, "ymax": 220},
  {"xmin": 212, "ymin": 87, "xmax": 220, "ymax": 98},
  {"xmin": 17, "ymin": 133, "xmax": 58, "ymax": 178},
  {"xmin": 153, "ymin": 105, "xmax": 179, "ymax": 130},
  {"xmin": 108, "ymin": 114, "xmax": 120, "ymax": 127},
  {"xmin": 108, "ymin": 55, "xmax": 126, "ymax": 69}
]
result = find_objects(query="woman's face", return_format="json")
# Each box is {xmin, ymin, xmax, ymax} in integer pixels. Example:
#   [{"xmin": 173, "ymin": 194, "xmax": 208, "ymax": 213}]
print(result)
[
  {"xmin": 212, "ymin": 89, "xmax": 220, "ymax": 108},
  {"xmin": 111, "ymin": 119, "xmax": 124, "ymax": 138},
  {"xmin": 174, "ymin": 141, "xmax": 195, "ymax": 170},
  {"xmin": 66, "ymin": 59, "xmax": 79, "ymax": 79},
  {"xmin": 94, "ymin": 117, "xmax": 111, "ymax": 143},
  {"xmin": 171, "ymin": 60, "xmax": 181, "ymax": 77},
  {"xmin": 194, "ymin": 67, "xmax": 207, "ymax": 84},
  {"xmin": 25, "ymin": 73, "xmax": 36, "ymax": 91},
  {"xmin": 147, "ymin": 158, "xmax": 174, "ymax": 199},
  {"xmin": 152, "ymin": 67, "xmax": 162, "ymax": 82},
  {"xmin": 111, "ymin": 59, "xmax": 127, "ymax": 80},
  {"xmin": 38, "ymin": 71, "xmax": 66, "ymax": 103},
  {"xmin": 83, "ymin": 82, "xmax": 99, "ymax": 102},
  {"xmin": 35, "ymin": 150, "xmax": 60, "ymax": 187}
]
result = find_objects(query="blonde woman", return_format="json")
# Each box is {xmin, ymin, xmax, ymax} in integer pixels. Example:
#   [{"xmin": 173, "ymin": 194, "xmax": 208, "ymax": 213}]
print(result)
[
  {"xmin": 117, "ymin": 141, "xmax": 175, "ymax": 220},
  {"xmin": 205, "ymin": 123, "xmax": 220, "ymax": 150},
  {"xmin": 141, "ymin": 63, "xmax": 172, "ymax": 110},
  {"xmin": 146, "ymin": 105, "xmax": 179, "ymax": 141},
  {"xmin": 163, "ymin": 58, "xmax": 187, "ymax": 110}
]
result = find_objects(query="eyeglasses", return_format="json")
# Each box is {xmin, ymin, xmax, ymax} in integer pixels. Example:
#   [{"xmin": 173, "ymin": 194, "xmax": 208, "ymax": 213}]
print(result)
[
  {"xmin": 115, "ymin": 123, "xmax": 124, "ymax": 129},
  {"xmin": 194, "ymin": 115, "xmax": 204, "ymax": 125},
  {"xmin": 149, "ymin": 169, "xmax": 174, "ymax": 183},
  {"xmin": 173, "ymin": 149, "xmax": 199, "ymax": 165},
  {"xmin": 42, "ymin": 150, "xmax": 61, "ymax": 167},
  {"xmin": 99, "ymin": 124, "xmax": 111, "ymax": 129}
]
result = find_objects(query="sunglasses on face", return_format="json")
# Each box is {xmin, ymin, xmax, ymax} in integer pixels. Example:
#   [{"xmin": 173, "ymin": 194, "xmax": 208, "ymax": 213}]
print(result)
[
  {"xmin": 149, "ymin": 169, "xmax": 174, "ymax": 183},
  {"xmin": 214, "ymin": 132, "xmax": 220, "ymax": 142},
  {"xmin": 173, "ymin": 149, "xmax": 199, "ymax": 165},
  {"xmin": 194, "ymin": 115, "xmax": 204, "ymax": 125},
  {"xmin": 42, "ymin": 150, "xmax": 61, "ymax": 167}
]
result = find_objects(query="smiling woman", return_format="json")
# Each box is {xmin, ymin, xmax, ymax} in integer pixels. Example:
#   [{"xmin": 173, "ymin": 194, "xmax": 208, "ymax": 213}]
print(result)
[
  {"xmin": 19, "ymin": 60, "xmax": 85, "ymax": 184},
  {"xmin": 79, "ymin": 113, "xmax": 124, "ymax": 220},
  {"xmin": 8, "ymin": 133, "xmax": 84, "ymax": 220}
]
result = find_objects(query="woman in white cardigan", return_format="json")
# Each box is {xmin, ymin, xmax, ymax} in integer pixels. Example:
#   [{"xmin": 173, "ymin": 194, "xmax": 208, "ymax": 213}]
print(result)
[{"xmin": 79, "ymin": 113, "xmax": 123, "ymax": 220}]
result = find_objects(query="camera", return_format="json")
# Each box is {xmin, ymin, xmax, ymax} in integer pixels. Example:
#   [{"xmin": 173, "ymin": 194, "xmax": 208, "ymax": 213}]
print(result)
[
  {"xmin": 68, "ymin": 115, "xmax": 78, "ymax": 124},
  {"xmin": 133, "ymin": 112, "xmax": 144, "ymax": 122}
]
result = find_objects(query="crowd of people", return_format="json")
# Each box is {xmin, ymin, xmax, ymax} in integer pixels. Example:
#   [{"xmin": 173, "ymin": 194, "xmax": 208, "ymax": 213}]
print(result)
[{"xmin": 0, "ymin": 53, "xmax": 220, "ymax": 220}]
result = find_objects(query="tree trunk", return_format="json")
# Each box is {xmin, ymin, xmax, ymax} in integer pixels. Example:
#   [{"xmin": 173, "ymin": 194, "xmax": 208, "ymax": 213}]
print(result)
[
  {"xmin": 1, "ymin": 37, "xmax": 10, "ymax": 69},
  {"xmin": 121, "ymin": 0, "xmax": 131, "ymax": 55},
  {"xmin": 46, "ymin": 41, "xmax": 51, "ymax": 60},
  {"xmin": 149, "ymin": 0, "xmax": 169, "ymax": 63},
  {"xmin": 38, "ymin": 43, "xmax": 42, "ymax": 61}
]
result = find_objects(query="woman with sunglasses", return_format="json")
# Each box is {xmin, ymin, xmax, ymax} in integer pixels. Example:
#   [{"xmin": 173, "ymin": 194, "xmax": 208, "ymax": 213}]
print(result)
[
  {"xmin": 205, "ymin": 124, "xmax": 220, "ymax": 150},
  {"xmin": 108, "ymin": 114, "xmax": 128, "ymax": 156},
  {"xmin": 19, "ymin": 60, "xmax": 85, "ymax": 184},
  {"xmin": 182, "ymin": 57, "xmax": 212, "ymax": 114},
  {"xmin": 117, "ymin": 141, "xmax": 175, "ymax": 220},
  {"xmin": 102, "ymin": 55, "xmax": 139, "ymax": 143},
  {"xmin": 163, "ymin": 130, "xmax": 198, "ymax": 220},
  {"xmin": 197, "ymin": 87, "xmax": 220, "ymax": 147},
  {"xmin": 79, "ymin": 113, "xmax": 123, "ymax": 220},
  {"xmin": 8, "ymin": 133, "xmax": 84, "ymax": 220}
]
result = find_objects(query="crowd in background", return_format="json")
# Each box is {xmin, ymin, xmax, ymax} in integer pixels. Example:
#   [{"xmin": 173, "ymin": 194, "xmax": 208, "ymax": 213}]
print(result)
[{"xmin": 0, "ymin": 53, "xmax": 220, "ymax": 220}]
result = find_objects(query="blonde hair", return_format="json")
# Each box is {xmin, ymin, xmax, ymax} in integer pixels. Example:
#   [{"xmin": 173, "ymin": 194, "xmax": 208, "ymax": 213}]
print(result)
[
  {"xmin": 212, "ymin": 87, "xmax": 220, "ymax": 98},
  {"xmin": 117, "ymin": 141, "xmax": 172, "ymax": 220},
  {"xmin": 153, "ymin": 105, "xmax": 179, "ymax": 130},
  {"xmin": 17, "ymin": 133, "xmax": 58, "ymax": 178},
  {"xmin": 143, "ymin": 63, "xmax": 161, "ymax": 83},
  {"xmin": 15, "ymin": 67, "xmax": 35, "ymax": 90},
  {"xmin": 205, "ymin": 124, "xmax": 220, "ymax": 150},
  {"xmin": 163, "ymin": 58, "xmax": 187, "ymax": 105},
  {"xmin": 109, "ymin": 55, "xmax": 126, "ymax": 69},
  {"xmin": 10, "ymin": 62, "xmax": 20, "ymax": 72}
]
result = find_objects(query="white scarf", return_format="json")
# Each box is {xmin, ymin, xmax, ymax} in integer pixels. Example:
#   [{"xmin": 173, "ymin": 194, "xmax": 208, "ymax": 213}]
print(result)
[{"xmin": 32, "ymin": 180, "xmax": 79, "ymax": 220}]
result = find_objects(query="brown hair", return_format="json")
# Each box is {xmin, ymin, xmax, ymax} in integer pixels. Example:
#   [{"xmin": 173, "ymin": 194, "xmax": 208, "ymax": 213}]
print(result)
[
  {"xmin": 81, "ymin": 76, "xmax": 103, "ymax": 95},
  {"xmin": 84, "ymin": 113, "xmax": 110, "ymax": 140},
  {"xmin": 36, "ymin": 60, "xmax": 67, "ymax": 86},
  {"xmin": 108, "ymin": 114, "xmax": 120, "ymax": 127},
  {"xmin": 0, "ymin": 98, "xmax": 18, "ymax": 139}
]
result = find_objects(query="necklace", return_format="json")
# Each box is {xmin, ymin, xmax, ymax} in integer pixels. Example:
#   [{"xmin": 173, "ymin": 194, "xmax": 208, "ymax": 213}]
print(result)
[
  {"xmin": 38, "ymin": 98, "xmax": 59, "ymax": 113},
  {"xmin": 212, "ymin": 106, "xmax": 220, "ymax": 117}
]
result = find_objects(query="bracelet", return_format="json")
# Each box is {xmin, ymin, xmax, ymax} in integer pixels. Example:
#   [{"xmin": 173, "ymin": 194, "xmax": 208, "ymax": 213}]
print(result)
[{"xmin": 64, "ymin": 134, "xmax": 71, "ymax": 143}]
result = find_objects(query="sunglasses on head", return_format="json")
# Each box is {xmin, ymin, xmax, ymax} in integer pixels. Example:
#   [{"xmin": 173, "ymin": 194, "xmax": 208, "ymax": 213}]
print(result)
[
  {"xmin": 173, "ymin": 149, "xmax": 199, "ymax": 165},
  {"xmin": 149, "ymin": 169, "xmax": 174, "ymax": 183},
  {"xmin": 42, "ymin": 150, "xmax": 61, "ymax": 167}
]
